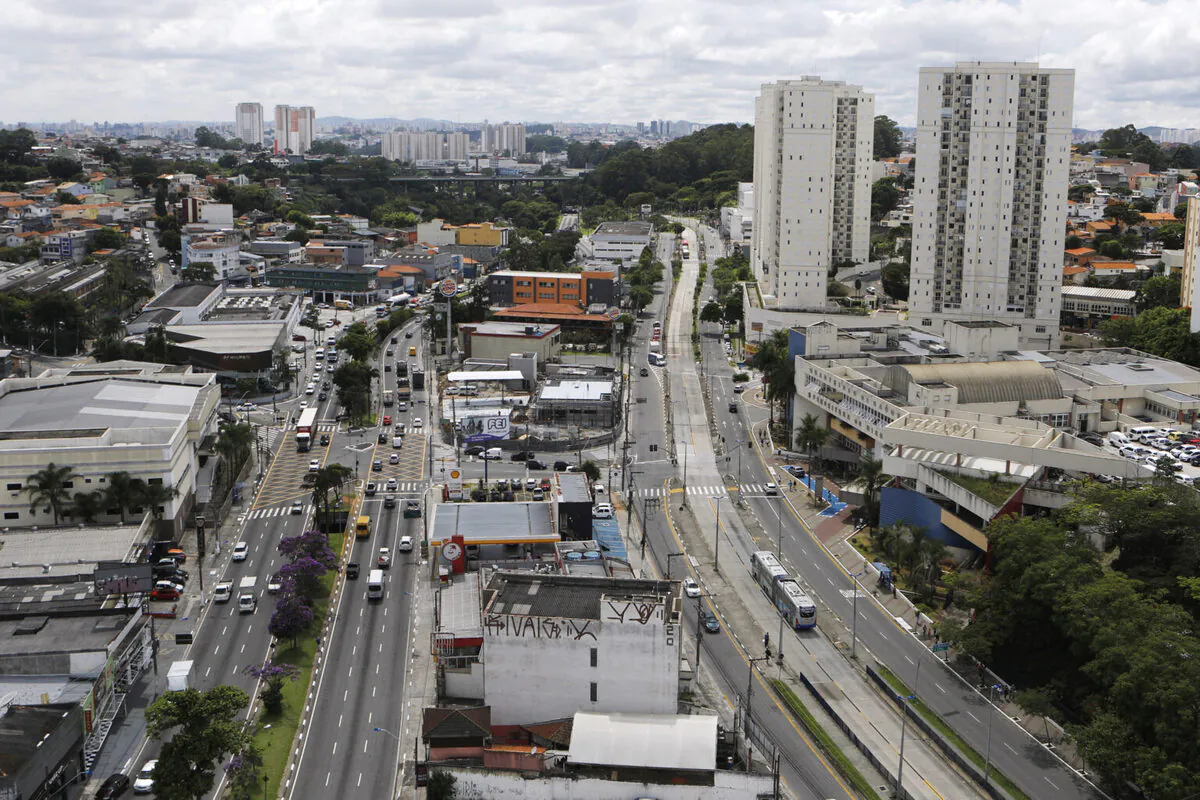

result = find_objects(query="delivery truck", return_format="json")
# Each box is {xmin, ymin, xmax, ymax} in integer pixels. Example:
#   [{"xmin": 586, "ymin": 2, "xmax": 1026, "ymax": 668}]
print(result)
[{"xmin": 167, "ymin": 660, "xmax": 195, "ymax": 692}]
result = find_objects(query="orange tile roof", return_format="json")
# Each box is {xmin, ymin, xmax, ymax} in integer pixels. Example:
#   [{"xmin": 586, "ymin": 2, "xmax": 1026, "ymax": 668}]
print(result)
[
  {"xmin": 493, "ymin": 302, "xmax": 611, "ymax": 321},
  {"xmin": 0, "ymin": 200, "xmax": 33, "ymax": 208},
  {"xmin": 1063, "ymin": 266, "xmax": 1090, "ymax": 276},
  {"xmin": 1064, "ymin": 248, "xmax": 1096, "ymax": 256},
  {"xmin": 1142, "ymin": 212, "xmax": 1177, "ymax": 222},
  {"xmin": 1092, "ymin": 261, "xmax": 1138, "ymax": 270}
]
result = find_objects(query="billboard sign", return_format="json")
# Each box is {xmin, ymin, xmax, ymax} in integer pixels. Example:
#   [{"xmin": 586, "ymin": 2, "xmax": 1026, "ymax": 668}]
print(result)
[
  {"xmin": 463, "ymin": 414, "xmax": 511, "ymax": 443},
  {"xmin": 439, "ymin": 278, "xmax": 458, "ymax": 298},
  {"xmin": 94, "ymin": 562, "xmax": 155, "ymax": 596},
  {"xmin": 447, "ymin": 468, "xmax": 463, "ymax": 501}
]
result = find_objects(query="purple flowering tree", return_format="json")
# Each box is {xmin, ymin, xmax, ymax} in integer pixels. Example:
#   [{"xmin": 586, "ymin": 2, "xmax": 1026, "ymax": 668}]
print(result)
[
  {"xmin": 244, "ymin": 661, "xmax": 301, "ymax": 715},
  {"xmin": 278, "ymin": 530, "xmax": 337, "ymax": 571},
  {"xmin": 279, "ymin": 556, "xmax": 326, "ymax": 601},
  {"xmin": 268, "ymin": 592, "xmax": 314, "ymax": 649},
  {"xmin": 224, "ymin": 743, "xmax": 264, "ymax": 800}
]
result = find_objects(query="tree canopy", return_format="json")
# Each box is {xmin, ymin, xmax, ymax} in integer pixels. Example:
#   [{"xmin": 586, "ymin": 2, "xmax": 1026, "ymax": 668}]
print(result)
[{"xmin": 873, "ymin": 115, "xmax": 903, "ymax": 159}]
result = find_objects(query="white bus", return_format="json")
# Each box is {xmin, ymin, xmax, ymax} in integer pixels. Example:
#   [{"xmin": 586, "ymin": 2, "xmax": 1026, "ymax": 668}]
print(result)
[
  {"xmin": 750, "ymin": 551, "xmax": 788, "ymax": 595},
  {"xmin": 382, "ymin": 389, "xmax": 394, "ymax": 407},
  {"xmin": 367, "ymin": 569, "xmax": 384, "ymax": 601},
  {"xmin": 773, "ymin": 579, "xmax": 817, "ymax": 630}
]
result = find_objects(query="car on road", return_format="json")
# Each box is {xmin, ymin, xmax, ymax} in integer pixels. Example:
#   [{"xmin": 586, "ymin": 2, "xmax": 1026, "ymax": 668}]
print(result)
[
  {"xmin": 527, "ymin": 460, "xmax": 546, "ymax": 470},
  {"xmin": 397, "ymin": 401, "xmax": 408, "ymax": 411},
  {"xmin": 378, "ymin": 432, "xmax": 388, "ymax": 444},
  {"xmin": 291, "ymin": 500, "xmax": 304, "ymax": 515},
  {"xmin": 553, "ymin": 460, "xmax": 570, "ymax": 471},
  {"xmin": 236, "ymin": 402, "xmax": 257, "ymax": 412},
  {"xmin": 97, "ymin": 772, "xmax": 131, "ymax": 798},
  {"xmin": 365, "ymin": 482, "xmax": 377, "ymax": 496},
  {"xmin": 729, "ymin": 402, "xmax": 738, "ymax": 413},
  {"xmin": 267, "ymin": 574, "xmax": 283, "ymax": 593},
  {"xmin": 511, "ymin": 450, "xmax": 535, "ymax": 462},
  {"xmin": 372, "ymin": 459, "xmax": 383, "ymax": 471},
  {"xmin": 346, "ymin": 562, "xmax": 360, "ymax": 580},
  {"xmin": 385, "ymin": 349, "xmax": 393, "ymax": 357},
  {"xmin": 413, "ymin": 418, "xmax": 423, "ymax": 429},
  {"xmin": 214, "ymin": 581, "xmax": 233, "ymax": 602},
  {"xmin": 389, "ymin": 453, "xmax": 399, "ymax": 464},
  {"xmin": 133, "ymin": 760, "xmax": 157, "ymax": 794},
  {"xmin": 382, "ymin": 415, "xmax": 392, "ymax": 426},
  {"xmin": 150, "ymin": 586, "xmax": 180, "ymax": 601},
  {"xmin": 318, "ymin": 391, "xmax": 328, "ymax": 401},
  {"xmin": 482, "ymin": 448, "xmax": 503, "ymax": 460},
  {"xmin": 327, "ymin": 364, "xmax": 336, "ymax": 373},
  {"xmin": 320, "ymin": 433, "xmax": 330, "ymax": 446},
  {"xmin": 593, "ymin": 483, "xmax": 607, "ymax": 497},
  {"xmin": 640, "ymin": 367, "xmax": 649, "ymax": 376},
  {"xmin": 399, "ymin": 535, "xmax": 413, "ymax": 552},
  {"xmin": 232, "ymin": 541, "xmax": 249, "ymax": 561},
  {"xmin": 464, "ymin": 445, "xmax": 485, "ymax": 457},
  {"xmin": 592, "ymin": 503, "xmax": 614, "ymax": 519},
  {"xmin": 305, "ymin": 384, "xmax": 315, "ymax": 395},
  {"xmin": 404, "ymin": 500, "xmax": 421, "ymax": 518},
  {"xmin": 377, "ymin": 547, "xmax": 391, "ymax": 568},
  {"xmin": 405, "ymin": 331, "xmax": 413, "ymax": 338},
  {"xmin": 299, "ymin": 401, "xmax": 308, "ymax": 409},
  {"xmin": 733, "ymin": 384, "xmax": 745, "ymax": 393},
  {"xmin": 308, "ymin": 459, "xmax": 321, "ymax": 472},
  {"xmin": 390, "ymin": 336, "xmax": 398, "ymax": 344},
  {"xmin": 765, "ymin": 482, "xmax": 778, "ymax": 495},
  {"xmin": 683, "ymin": 577, "xmax": 702, "ymax": 598},
  {"xmin": 385, "ymin": 477, "xmax": 398, "ymax": 491},
  {"xmin": 701, "ymin": 610, "xmax": 721, "ymax": 633}
]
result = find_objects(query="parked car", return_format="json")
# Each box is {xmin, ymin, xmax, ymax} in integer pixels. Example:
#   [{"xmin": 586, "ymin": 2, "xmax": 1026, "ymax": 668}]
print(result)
[
  {"xmin": 592, "ymin": 503, "xmax": 614, "ymax": 519},
  {"xmin": 553, "ymin": 460, "xmax": 570, "ymax": 471},
  {"xmin": 532, "ymin": 488, "xmax": 545, "ymax": 501},
  {"xmin": 525, "ymin": 477, "xmax": 538, "ymax": 490},
  {"xmin": 150, "ymin": 586, "xmax": 180, "ymax": 601}
]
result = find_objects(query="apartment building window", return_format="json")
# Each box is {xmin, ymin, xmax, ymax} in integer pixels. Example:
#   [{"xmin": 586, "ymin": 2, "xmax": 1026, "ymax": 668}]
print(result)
[
  {"xmin": 590, "ymin": 648, "xmax": 598, "ymax": 667},
  {"xmin": 590, "ymin": 682, "xmax": 598, "ymax": 702},
  {"xmin": 5, "ymin": 483, "xmax": 20, "ymax": 491},
  {"xmin": 3, "ymin": 512, "xmax": 17, "ymax": 521}
]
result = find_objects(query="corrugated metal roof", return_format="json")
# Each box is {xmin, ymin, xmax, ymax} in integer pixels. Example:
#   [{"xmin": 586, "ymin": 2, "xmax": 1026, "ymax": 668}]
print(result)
[
  {"xmin": 895, "ymin": 361, "xmax": 1063, "ymax": 404},
  {"xmin": 1061, "ymin": 285, "xmax": 1137, "ymax": 301}
]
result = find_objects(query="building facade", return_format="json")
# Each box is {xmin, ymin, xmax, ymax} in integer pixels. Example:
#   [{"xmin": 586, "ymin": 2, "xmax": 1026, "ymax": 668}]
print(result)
[
  {"xmin": 1180, "ymin": 197, "xmax": 1200, "ymax": 331},
  {"xmin": 909, "ymin": 62, "xmax": 1075, "ymax": 349},
  {"xmin": 382, "ymin": 132, "xmax": 470, "ymax": 163},
  {"xmin": 273, "ymin": 105, "xmax": 315, "ymax": 154},
  {"xmin": 482, "ymin": 573, "xmax": 681, "ymax": 725},
  {"xmin": 751, "ymin": 77, "xmax": 874, "ymax": 308},
  {"xmin": 479, "ymin": 123, "xmax": 527, "ymax": 156},
  {"xmin": 235, "ymin": 102, "xmax": 264, "ymax": 146}
]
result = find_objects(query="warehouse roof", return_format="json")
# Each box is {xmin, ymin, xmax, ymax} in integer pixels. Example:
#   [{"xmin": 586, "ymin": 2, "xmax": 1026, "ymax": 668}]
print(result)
[
  {"xmin": 892, "ymin": 361, "xmax": 1063, "ymax": 404},
  {"xmin": 568, "ymin": 712, "xmax": 716, "ymax": 772},
  {"xmin": 483, "ymin": 573, "xmax": 675, "ymax": 621}
]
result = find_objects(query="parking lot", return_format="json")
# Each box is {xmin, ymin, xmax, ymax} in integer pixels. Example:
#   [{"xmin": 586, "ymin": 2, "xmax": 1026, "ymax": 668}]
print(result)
[{"xmin": 1099, "ymin": 427, "xmax": 1200, "ymax": 486}]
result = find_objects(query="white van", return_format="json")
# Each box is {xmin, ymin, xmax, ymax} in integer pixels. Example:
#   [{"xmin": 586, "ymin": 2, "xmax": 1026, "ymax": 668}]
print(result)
[
  {"xmin": 1107, "ymin": 431, "xmax": 1129, "ymax": 448},
  {"xmin": 314, "ymin": 348, "xmax": 325, "ymax": 361},
  {"xmin": 1129, "ymin": 425, "xmax": 1158, "ymax": 443},
  {"xmin": 484, "ymin": 447, "xmax": 503, "ymax": 460},
  {"xmin": 367, "ymin": 569, "xmax": 384, "ymax": 601}
]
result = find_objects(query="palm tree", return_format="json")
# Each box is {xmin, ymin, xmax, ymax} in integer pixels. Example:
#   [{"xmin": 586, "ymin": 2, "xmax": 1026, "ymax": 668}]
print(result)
[
  {"xmin": 751, "ymin": 329, "xmax": 792, "ymax": 424},
  {"xmin": 135, "ymin": 481, "xmax": 180, "ymax": 521},
  {"xmin": 216, "ymin": 422, "xmax": 256, "ymax": 484},
  {"xmin": 794, "ymin": 413, "xmax": 829, "ymax": 474},
  {"xmin": 102, "ymin": 471, "xmax": 141, "ymax": 525},
  {"xmin": 858, "ymin": 455, "xmax": 885, "ymax": 530},
  {"xmin": 67, "ymin": 490, "xmax": 105, "ymax": 524},
  {"xmin": 25, "ymin": 463, "xmax": 81, "ymax": 525}
]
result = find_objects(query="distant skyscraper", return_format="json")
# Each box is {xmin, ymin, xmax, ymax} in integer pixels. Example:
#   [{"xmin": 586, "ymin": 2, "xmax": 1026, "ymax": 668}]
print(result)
[
  {"xmin": 650, "ymin": 121, "xmax": 658, "ymax": 136},
  {"xmin": 382, "ymin": 131, "xmax": 468, "ymax": 162},
  {"xmin": 909, "ymin": 62, "xmax": 1074, "ymax": 348},
  {"xmin": 235, "ymin": 102, "xmax": 263, "ymax": 146},
  {"xmin": 273, "ymin": 105, "xmax": 315, "ymax": 154},
  {"xmin": 1180, "ymin": 197, "xmax": 1200, "ymax": 331},
  {"xmin": 479, "ymin": 123, "xmax": 527, "ymax": 156},
  {"xmin": 751, "ymin": 77, "xmax": 874, "ymax": 307}
]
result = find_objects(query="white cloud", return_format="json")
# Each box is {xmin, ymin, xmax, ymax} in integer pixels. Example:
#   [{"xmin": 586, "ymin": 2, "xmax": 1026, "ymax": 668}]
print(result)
[{"xmin": 2, "ymin": 0, "xmax": 1199, "ymax": 130}]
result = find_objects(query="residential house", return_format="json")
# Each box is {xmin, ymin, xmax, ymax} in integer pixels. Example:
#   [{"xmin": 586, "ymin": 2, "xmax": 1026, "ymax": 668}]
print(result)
[
  {"xmin": 55, "ymin": 182, "xmax": 92, "ymax": 200},
  {"xmin": 1090, "ymin": 261, "xmax": 1144, "ymax": 282},
  {"xmin": 1064, "ymin": 247, "xmax": 1098, "ymax": 267},
  {"xmin": 87, "ymin": 173, "xmax": 116, "ymax": 194},
  {"xmin": 1062, "ymin": 266, "xmax": 1090, "ymax": 285}
]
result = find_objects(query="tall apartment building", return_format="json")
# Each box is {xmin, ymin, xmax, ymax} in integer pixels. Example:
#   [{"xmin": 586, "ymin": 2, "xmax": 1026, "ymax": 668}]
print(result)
[
  {"xmin": 909, "ymin": 62, "xmax": 1075, "ymax": 349},
  {"xmin": 273, "ymin": 105, "xmax": 315, "ymax": 154},
  {"xmin": 479, "ymin": 123, "xmax": 527, "ymax": 156},
  {"xmin": 750, "ymin": 77, "xmax": 874, "ymax": 308},
  {"xmin": 1181, "ymin": 197, "xmax": 1200, "ymax": 331},
  {"xmin": 381, "ymin": 132, "xmax": 468, "ymax": 162},
  {"xmin": 234, "ymin": 102, "xmax": 263, "ymax": 146}
]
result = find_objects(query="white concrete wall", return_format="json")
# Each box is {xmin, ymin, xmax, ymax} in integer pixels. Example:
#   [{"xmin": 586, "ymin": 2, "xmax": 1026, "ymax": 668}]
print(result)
[
  {"xmin": 484, "ymin": 601, "xmax": 680, "ymax": 726},
  {"xmin": 445, "ymin": 766, "xmax": 771, "ymax": 800},
  {"xmin": 444, "ymin": 662, "xmax": 485, "ymax": 700}
]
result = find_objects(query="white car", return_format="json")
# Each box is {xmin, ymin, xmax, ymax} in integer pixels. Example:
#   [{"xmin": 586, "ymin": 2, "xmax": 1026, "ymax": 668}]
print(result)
[
  {"xmin": 309, "ymin": 459, "xmax": 321, "ymax": 472},
  {"xmin": 683, "ymin": 577, "xmax": 702, "ymax": 598},
  {"xmin": 134, "ymin": 759, "xmax": 157, "ymax": 793},
  {"xmin": 305, "ymin": 384, "xmax": 315, "ymax": 395},
  {"xmin": 592, "ymin": 503, "xmax": 614, "ymax": 519},
  {"xmin": 213, "ymin": 581, "xmax": 233, "ymax": 603},
  {"xmin": 765, "ymin": 482, "xmax": 779, "ymax": 495},
  {"xmin": 299, "ymin": 401, "xmax": 308, "ymax": 409},
  {"xmin": 413, "ymin": 418, "xmax": 423, "ymax": 430},
  {"xmin": 236, "ymin": 402, "xmax": 257, "ymax": 412},
  {"xmin": 593, "ymin": 483, "xmax": 607, "ymax": 497},
  {"xmin": 232, "ymin": 541, "xmax": 248, "ymax": 562},
  {"xmin": 398, "ymin": 535, "xmax": 413, "ymax": 552}
]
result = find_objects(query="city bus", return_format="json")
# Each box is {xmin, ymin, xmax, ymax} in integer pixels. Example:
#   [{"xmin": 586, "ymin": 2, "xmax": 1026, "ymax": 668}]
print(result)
[
  {"xmin": 750, "ymin": 551, "xmax": 789, "ymax": 595},
  {"xmin": 382, "ymin": 389, "xmax": 394, "ymax": 407},
  {"xmin": 773, "ymin": 579, "xmax": 818, "ymax": 630}
]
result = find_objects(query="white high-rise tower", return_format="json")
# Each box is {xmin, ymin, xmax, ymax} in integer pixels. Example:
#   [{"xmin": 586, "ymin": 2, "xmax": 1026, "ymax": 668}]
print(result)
[
  {"xmin": 750, "ymin": 77, "xmax": 874, "ymax": 308},
  {"xmin": 234, "ymin": 102, "xmax": 263, "ymax": 146},
  {"xmin": 909, "ymin": 62, "xmax": 1074, "ymax": 349}
]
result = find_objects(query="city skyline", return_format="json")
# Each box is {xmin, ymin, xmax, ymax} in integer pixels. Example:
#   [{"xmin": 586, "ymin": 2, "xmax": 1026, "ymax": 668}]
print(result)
[{"xmin": 3, "ymin": 0, "xmax": 1199, "ymax": 130}]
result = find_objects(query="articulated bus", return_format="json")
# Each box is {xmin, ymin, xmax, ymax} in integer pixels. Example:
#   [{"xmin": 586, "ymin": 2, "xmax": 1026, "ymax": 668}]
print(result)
[{"xmin": 750, "ymin": 550, "xmax": 817, "ymax": 630}]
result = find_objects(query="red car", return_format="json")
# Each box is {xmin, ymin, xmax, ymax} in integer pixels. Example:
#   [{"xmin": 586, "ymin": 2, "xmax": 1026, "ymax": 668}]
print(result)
[
  {"xmin": 382, "ymin": 415, "xmax": 392, "ymax": 426},
  {"xmin": 150, "ymin": 586, "xmax": 180, "ymax": 601}
]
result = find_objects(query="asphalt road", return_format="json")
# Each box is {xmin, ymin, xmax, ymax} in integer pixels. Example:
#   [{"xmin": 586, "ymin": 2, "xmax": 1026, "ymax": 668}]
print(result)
[{"xmin": 678, "ymin": 224, "xmax": 1103, "ymax": 800}]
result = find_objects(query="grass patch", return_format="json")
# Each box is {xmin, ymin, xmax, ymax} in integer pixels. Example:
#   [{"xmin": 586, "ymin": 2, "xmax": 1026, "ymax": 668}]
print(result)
[
  {"xmin": 252, "ymin": 533, "xmax": 344, "ymax": 798},
  {"xmin": 936, "ymin": 470, "xmax": 1019, "ymax": 507},
  {"xmin": 772, "ymin": 680, "xmax": 883, "ymax": 800},
  {"xmin": 875, "ymin": 665, "xmax": 1030, "ymax": 800}
]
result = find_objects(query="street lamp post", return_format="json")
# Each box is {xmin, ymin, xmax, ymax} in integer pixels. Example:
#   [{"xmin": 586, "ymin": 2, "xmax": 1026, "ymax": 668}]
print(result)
[
  {"xmin": 743, "ymin": 654, "xmax": 772, "ymax": 742},
  {"xmin": 984, "ymin": 682, "xmax": 1001, "ymax": 786},
  {"xmin": 895, "ymin": 657, "xmax": 923, "ymax": 798},
  {"xmin": 714, "ymin": 495, "xmax": 722, "ymax": 574},
  {"xmin": 776, "ymin": 494, "xmax": 784, "ymax": 653}
]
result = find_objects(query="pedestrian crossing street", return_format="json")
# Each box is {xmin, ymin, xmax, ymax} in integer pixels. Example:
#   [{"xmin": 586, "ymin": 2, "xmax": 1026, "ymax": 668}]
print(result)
[{"xmin": 633, "ymin": 483, "xmax": 779, "ymax": 498}]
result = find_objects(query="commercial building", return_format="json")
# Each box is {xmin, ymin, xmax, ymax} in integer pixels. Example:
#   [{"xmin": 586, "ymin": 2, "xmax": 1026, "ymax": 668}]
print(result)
[
  {"xmin": 535, "ymin": 378, "xmax": 617, "ymax": 427},
  {"xmin": 719, "ymin": 181, "xmax": 755, "ymax": 251},
  {"xmin": 1060, "ymin": 285, "xmax": 1136, "ymax": 329},
  {"xmin": 909, "ymin": 62, "xmax": 1075, "ymax": 349},
  {"xmin": 751, "ymin": 77, "xmax": 874, "ymax": 308},
  {"xmin": 235, "ymin": 102, "xmax": 264, "ymax": 146},
  {"xmin": 182, "ymin": 231, "xmax": 242, "ymax": 281},
  {"xmin": 273, "ymin": 105, "xmax": 315, "ymax": 154},
  {"xmin": 265, "ymin": 263, "xmax": 379, "ymax": 304},
  {"xmin": 0, "ymin": 363, "xmax": 220, "ymax": 532},
  {"xmin": 458, "ymin": 321, "xmax": 562, "ymax": 363},
  {"xmin": 481, "ymin": 572, "xmax": 681, "ymax": 725},
  {"xmin": 455, "ymin": 222, "xmax": 510, "ymax": 248},
  {"xmin": 580, "ymin": 221, "xmax": 653, "ymax": 265},
  {"xmin": 485, "ymin": 269, "xmax": 616, "ymax": 308}
]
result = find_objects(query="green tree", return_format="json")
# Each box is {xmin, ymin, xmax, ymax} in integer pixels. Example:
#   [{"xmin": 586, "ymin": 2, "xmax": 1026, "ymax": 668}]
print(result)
[
  {"xmin": 102, "ymin": 471, "xmax": 141, "ymax": 525},
  {"xmin": 628, "ymin": 284, "xmax": 653, "ymax": 313},
  {"xmin": 136, "ymin": 480, "xmax": 180, "ymax": 522},
  {"xmin": 858, "ymin": 455, "xmax": 885, "ymax": 529},
  {"xmin": 67, "ymin": 490, "xmax": 105, "ymax": 524},
  {"xmin": 46, "ymin": 156, "xmax": 82, "ymax": 181},
  {"xmin": 146, "ymin": 685, "xmax": 251, "ymax": 800},
  {"xmin": 580, "ymin": 460, "xmax": 601, "ymax": 482},
  {"xmin": 1155, "ymin": 222, "xmax": 1186, "ymax": 250},
  {"xmin": 870, "ymin": 177, "xmax": 900, "ymax": 221},
  {"xmin": 881, "ymin": 261, "xmax": 910, "ymax": 301},
  {"xmin": 1137, "ymin": 273, "xmax": 1182, "ymax": 312},
  {"xmin": 426, "ymin": 770, "xmax": 458, "ymax": 800},
  {"xmin": 91, "ymin": 227, "xmax": 124, "ymax": 250},
  {"xmin": 700, "ymin": 300, "xmax": 723, "ymax": 324},
  {"xmin": 25, "ymin": 463, "xmax": 81, "ymax": 525},
  {"xmin": 750, "ymin": 329, "xmax": 793, "ymax": 424},
  {"xmin": 1064, "ymin": 234, "xmax": 1084, "ymax": 250},
  {"xmin": 339, "ymin": 322, "xmax": 377, "ymax": 362},
  {"xmin": 194, "ymin": 126, "xmax": 230, "ymax": 149},
  {"xmin": 0, "ymin": 128, "xmax": 37, "ymax": 164},
  {"xmin": 311, "ymin": 463, "xmax": 354, "ymax": 528},
  {"xmin": 794, "ymin": 414, "xmax": 829, "ymax": 474},
  {"xmin": 180, "ymin": 261, "xmax": 217, "ymax": 282},
  {"xmin": 873, "ymin": 115, "xmax": 903, "ymax": 159},
  {"xmin": 309, "ymin": 139, "xmax": 349, "ymax": 157},
  {"xmin": 217, "ymin": 153, "xmax": 238, "ymax": 170}
]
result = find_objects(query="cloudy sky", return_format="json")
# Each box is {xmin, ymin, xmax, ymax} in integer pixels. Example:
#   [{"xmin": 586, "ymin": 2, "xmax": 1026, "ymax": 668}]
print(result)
[{"xmin": 4, "ymin": 0, "xmax": 1198, "ymax": 130}]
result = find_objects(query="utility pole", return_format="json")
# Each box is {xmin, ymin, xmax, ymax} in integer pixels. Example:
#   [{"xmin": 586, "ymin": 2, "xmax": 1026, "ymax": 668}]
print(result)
[
  {"xmin": 714, "ymin": 495, "xmax": 722, "ymax": 574},
  {"xmin": 743, "ymin": 655, "xmax": 772, "ymax": 742},
  {"xmin": 777, "ymin": 494, "xmax": 785, "ymax": 650},
  {"xmin": 895, "ymin": 657, "xmax": 923, "ymax": 798}
]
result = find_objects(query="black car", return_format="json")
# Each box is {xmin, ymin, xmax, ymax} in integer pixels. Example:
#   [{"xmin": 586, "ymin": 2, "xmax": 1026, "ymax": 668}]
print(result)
[
  {"xmin": 511, "ymin": 450, "xmax": 535, "ymax": 462},
  {"xmin": 404, "ymin": 500, "xmax": 422, "ymax": 518},
  {"xmin": 383, "ymin": 496, "xmax": 396, "ymax": 509},
  {"xmin": 463, "ymin": 445, "xmax": 485, "ymax": 457},
  {"xmin": 553, "ymin": 460, "xmax": 570, "ymax": 472},
  {"xmin": 346, "ymin": 562, "xmax": 360, "ymax": 580},
  {"xmin": 640, "ymin": 367, "xmax": 649, "ymax": 376},
  {"xmin": 378, "ymin": 432, "xmax": 388, "ymax": 444},
  {"xmin": 526, "ymin": 460, "xmax": 546, "ymax": 470},
  {"xmin": 390, "ymin": 337, "xmax": 398, "ymax": 344},
  {"xmin": 729, "ymin": 402, "xmax": 738, "ymax": 413},
  {"xmin": 404, "ymin": 332, "xmax": 413, "ymax": 338},
  {"xmin": 320, "ymin": 433, "xmax": 330, "ymax": 446},
  {"xmin": 372, "ymin": 459, "xmax": 383, "ymax": 472},
  {"xmin": 96, "ymin": 773, "xmax": 131, "ymax": 799},
  {"xmin": 318, "ymin": 391, "xmax": 328, "ymax": 401},
  {"xmin": 701, "ymin": 610, "xmax": 721, "ymax": 633}
]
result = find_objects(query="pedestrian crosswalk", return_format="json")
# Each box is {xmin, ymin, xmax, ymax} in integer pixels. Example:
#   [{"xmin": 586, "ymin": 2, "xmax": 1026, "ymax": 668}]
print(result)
[
  {"xmin": 631, "ymin": 483, "xmax": 779, "ymax": 498},
  {"xmin": 246, "ymin": 504, "xmax": 313, "ymax": 520},
  {"xmin": 364, "ymin": 481, "xmax": 425, "ymax": 493},
  {"xmin": 317, "ymin": 422, "xmax": 337, "ymax": 432}
]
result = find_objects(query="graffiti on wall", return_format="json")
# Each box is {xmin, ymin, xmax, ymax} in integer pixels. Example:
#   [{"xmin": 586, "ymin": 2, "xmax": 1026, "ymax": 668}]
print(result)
[
  {"xmin": 602, "ymin": 598, "xmax": 663, "ymax": 626},
  {"xmin": 484, "ymin": 614, "xmax": 597, "ymax": 641}
]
